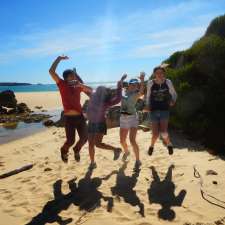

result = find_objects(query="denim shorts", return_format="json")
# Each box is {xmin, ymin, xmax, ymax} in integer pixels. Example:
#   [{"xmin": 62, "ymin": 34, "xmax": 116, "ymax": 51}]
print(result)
[
  {"xmin": 88, "ymin": 122, "xmax": 107, "ymax": 135},
  {"xmin": 150, "ymin": 110, "xmax": 169, "ymax": 122}
]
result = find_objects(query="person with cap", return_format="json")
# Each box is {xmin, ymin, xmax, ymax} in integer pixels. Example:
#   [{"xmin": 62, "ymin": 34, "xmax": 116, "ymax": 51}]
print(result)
[
  {"xmin": 86, "ymin": 74, "xmax": 127, "ymax": 170},
  {"xmin": 145, "ymin": 66, "xmax": 177, "ymax": 156},
  {"xmin": 49, "ymin": 55, "xmax": 92, "ymax": 163},
  {"xmin": 120, "ymin": 72, "xmax": 145, "ymax": 168}
]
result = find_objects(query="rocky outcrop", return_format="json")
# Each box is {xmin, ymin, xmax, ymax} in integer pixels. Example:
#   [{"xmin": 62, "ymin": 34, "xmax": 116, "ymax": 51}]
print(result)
[
  {"xmin": 0, "ymin": 90, "xmax": 51, "ymax": 125},
  {"xmin": 0, "ymin": 90, "xmax": 17, "ymax": 108}
]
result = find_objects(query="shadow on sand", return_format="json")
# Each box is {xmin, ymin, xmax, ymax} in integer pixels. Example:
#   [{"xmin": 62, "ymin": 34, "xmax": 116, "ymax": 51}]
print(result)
[
  {"xmin": 26, "ymin": 168, "xmax": 116, "ymax": 225},
  {"xmin": 111, "ymin": 161, "xmax": 144, "ymax": 217},
  {"xmin": 148, "ymin": 165, "xmax": 187, "ymax": 221}
]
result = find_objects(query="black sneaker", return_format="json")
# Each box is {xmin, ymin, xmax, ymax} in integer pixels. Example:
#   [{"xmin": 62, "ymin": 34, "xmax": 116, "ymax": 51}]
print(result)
[
  {"xmin": 148, "ymin": 146, "xmax": 154, "ymax": 156},
  {"xmin": 167, "ymin": 145, "xmax": 173, "ymax": 155},
  {"xmin": 74, "ymin": 150, "xmax": 80, "ymax": 162},
  {"xmin": 88, "ymin": 162, "xmax": 97, "ymax": 170},
  {"xmin": 113, "ymin": 148, "xmax": 122, "ymax": 160},
  {"xmin": 60, "ymin": 151, "xmax": 68, "ymax": 163}
]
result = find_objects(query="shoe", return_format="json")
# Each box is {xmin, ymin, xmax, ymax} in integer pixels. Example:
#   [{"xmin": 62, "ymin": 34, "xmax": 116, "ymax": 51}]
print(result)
[
  {"xmin": 113, "ymin": 148, "xmax": 122, "ymax": 160},
  {"xmin": 88, "ymin": 162, "xmax": 97, "ymax": 170},
  {"xmin": 74, "ymin": 150, "xmax": 80, "ymax": 162},
  {"xmin": 122, "ymin": 152, "xmax": 130, "ymax": 161},
  {"xmin": 148, "ymin": 146, "xmax": 154, "ymax": 156},
  {"xmin": 134, "ymin": 160, "xmax": 142, "ymax": 172},
  {"xmin": 135, "ymin": 160, "xmax": 142, "ymax": 168},
  {"xmin": 60, "ymin": 151, "xmax": 68, "ymax": 163},
  {"xmin": 167, "ymin": 145, "xmax": 173, "ymax": 155}
]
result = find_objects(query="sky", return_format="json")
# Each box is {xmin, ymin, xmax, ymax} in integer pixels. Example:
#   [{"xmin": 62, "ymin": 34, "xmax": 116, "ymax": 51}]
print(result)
[{"xmin": 0, "ymin": 0, "xmax": 225, "ymax": 84}]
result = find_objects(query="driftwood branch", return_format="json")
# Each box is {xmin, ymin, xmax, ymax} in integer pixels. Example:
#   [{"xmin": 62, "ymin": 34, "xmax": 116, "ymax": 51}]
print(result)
[{"xmin": 0, "ymin": 164, "xmax": 33, "ymax": 179}]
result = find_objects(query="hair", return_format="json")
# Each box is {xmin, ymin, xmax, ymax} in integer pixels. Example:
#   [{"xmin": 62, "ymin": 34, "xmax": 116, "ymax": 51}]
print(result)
[
  {"xmin": 91, "ymin": 86, "xmax": 111, "ymax": 105},
  {"xmin": 153, "ymin": 66, "xmax": 166, "ymax": 74},
  {"xmin": 62, "ymin": 69, "xmax": 74, "ymax": 80}
]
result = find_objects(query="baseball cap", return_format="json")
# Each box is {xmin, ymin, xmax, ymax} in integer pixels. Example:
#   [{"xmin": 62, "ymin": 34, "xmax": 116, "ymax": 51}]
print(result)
[{"xmin": 129, "ymin": 78, "xmax": 139, "ymax": 84}]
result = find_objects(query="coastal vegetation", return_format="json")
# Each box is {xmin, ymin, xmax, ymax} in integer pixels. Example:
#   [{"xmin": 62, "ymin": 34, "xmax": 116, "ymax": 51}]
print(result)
[{"xmin": 164, "ymin": 14, "xmax": 225, "ymax": 153}]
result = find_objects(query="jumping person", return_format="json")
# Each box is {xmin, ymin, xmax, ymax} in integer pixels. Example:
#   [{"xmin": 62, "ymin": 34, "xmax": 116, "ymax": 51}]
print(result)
[
  {"xmin": 145, "ymin": 66, "xmax": 177, "ymax": 155},
  {"xmin": 120, "ymin": 72, "xmax": 145, "ymax": 168},
  {"xmin": 49, "ymin": 55, "xmax": 92, "ymax": 163},
  {"xmin": 87, "ymin": 74, "xmax": 127, "ymax": 170}
]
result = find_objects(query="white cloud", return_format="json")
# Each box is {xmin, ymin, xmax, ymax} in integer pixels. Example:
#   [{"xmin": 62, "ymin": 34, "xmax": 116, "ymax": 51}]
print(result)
[
  {"xmin": 130, "ymin": 26, "xmax": 205, "ymax": 58},
  {"xmin": 0, "ymin": 0, "xmax": 220, "ymax": 64}
]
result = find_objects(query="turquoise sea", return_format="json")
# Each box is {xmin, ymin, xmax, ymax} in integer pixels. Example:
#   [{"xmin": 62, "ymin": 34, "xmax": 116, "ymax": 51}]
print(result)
[
  {"xmin": 0, "ymin": 82, "xmax": 117, "ymax": 144},
  {"xmin": 0, "ymin": 82, "xmax": 117, "ymax": 93}
]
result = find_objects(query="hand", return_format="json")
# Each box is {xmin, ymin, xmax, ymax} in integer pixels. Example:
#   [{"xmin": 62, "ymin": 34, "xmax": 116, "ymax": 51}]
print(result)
[
  {"xmin": 58, "ymin": 55, "xmax": 69, "ymax": 60},
  {"xmin": 75, "ymin": 82, "xmax": 83, "ymax": 88},
  {"xmin": 139, "ymin": 72, "xmax": 145, "ymax": 81},
  {"xmin": 121, "ymin": 73, "xmax": 127, "ymax": 82},
  {"xmin": 170, "ymin": 101, "xmax": 175, "ymax": 107}
]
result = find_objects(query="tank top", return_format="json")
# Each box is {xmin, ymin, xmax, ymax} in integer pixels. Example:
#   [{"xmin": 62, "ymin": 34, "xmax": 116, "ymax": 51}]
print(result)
[{"xmin": 121, "ymin": 90, "xmax": 139, "ymax": 115}]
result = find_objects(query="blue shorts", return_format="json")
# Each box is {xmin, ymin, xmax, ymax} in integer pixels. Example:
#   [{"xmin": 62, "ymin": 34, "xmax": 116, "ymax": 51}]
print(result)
[{"xmin": 150, "ymin": 110, "xmax": 169, "ymax": 123}]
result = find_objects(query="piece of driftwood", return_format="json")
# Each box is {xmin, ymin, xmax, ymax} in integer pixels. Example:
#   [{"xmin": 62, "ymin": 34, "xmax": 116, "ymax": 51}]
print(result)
[{"xmin": 0, "ymin": 164, "xmax": 33, "ymax": 179}]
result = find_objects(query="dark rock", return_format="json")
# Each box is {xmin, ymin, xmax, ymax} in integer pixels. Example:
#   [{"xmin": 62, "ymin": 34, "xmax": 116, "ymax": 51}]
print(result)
[
  {"xmin": 44, "ymin": 167, "xmax": 52, "ymax": 172},
  {"xmin": 212, "ymin": 181, "xmax": 218, "ymax": 185},
  {"xmin": 16, "ymin": 103, "xmax": 31, "ymax": 113},
  {"xmin": 106, "ymin": 106, "xmax": 121, "ymax": 128},
  {"xmin": 23, "ymin": 117, "xmax": 33, "ymax": 123},
  {"xmin": 0, "ymin": 106, "xmax": 7, "ymax": 114},
  {"xmin": 54, "ymin": 111, "xmax": 65, "ymax": 127},
  {"xmin": 43, "ymin": 119, "xmax": 54, "ymax": 127},
  {"xmin": 35, "ymin": 106, "xmax": 43, "ymax": 109},
  {"xmin": 0, "ymin": 90, "xmax": 17, "ymax": 108},
  {"xmin": 3, "ymin": 122, "xmax": 18, "ymax": 129},
  {"xmin": 206, "ymin": 170, "xmax": 218, "ymax": 175}
]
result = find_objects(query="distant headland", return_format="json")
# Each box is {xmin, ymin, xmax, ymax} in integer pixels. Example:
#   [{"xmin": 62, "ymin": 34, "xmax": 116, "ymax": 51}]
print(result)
[{"xmin": 0, "ymin": 82, "xmax": 32, "ymax": 86}]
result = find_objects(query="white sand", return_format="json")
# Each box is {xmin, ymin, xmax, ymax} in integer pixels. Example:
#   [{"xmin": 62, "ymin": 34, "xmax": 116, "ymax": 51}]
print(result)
[{"xmin": 0, "ymin": 92, "xmax": 225, "ymax": 225}]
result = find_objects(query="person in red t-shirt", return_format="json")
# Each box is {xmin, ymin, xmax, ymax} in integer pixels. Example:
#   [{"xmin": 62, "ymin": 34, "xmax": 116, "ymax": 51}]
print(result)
[{"xmin": 49, "ymin": 55, "xmax": 92, "ymax": 163}]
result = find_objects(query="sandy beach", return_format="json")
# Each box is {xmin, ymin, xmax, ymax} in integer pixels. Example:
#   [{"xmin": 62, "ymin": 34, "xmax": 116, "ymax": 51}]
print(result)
[
  {"xmin": 16, "ymin": 91, "xmax": 89, "ymax": 111},
  {"xmin": 0, "ymin": 92, "xmax": 225, "ymax": 225}
]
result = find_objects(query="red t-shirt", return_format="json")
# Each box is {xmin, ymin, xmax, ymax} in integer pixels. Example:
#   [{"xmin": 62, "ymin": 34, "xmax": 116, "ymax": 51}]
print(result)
[{"xmin": 57, "ymin": 79, "xmax": 82, "ymax": 113}]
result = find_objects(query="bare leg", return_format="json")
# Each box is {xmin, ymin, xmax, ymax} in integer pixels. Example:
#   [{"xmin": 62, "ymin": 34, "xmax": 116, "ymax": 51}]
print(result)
[
  {"xmin": 151, "ymin": 122, "xmax": 160, "ymax": 147},
  {"xmin": 88, "ymin": 134, "xmax": 96, "ymax": 163},
  {"xmin": 120, "ymin": 128, "xmax": 129, "ymax": 154},
  {"xmin": 95, "ymin": 133, "xmax": 119, "ymax": 150},
  {"xmin": 129, "ymin": 128, "xmax": 139, "ymax": 161},
  {"xmin": 159, "ymin": 119, "xmax": 171, "ymax": 146}
]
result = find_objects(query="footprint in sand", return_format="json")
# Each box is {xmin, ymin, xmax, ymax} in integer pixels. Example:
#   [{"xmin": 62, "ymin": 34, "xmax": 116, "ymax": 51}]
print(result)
[
  {"xmin": 3, "ymin": 194, "xmax": 14, "ymax": 201},
  {"xmin": 3, "ymin": 208, "xmax": 15, "ymax": 213}
]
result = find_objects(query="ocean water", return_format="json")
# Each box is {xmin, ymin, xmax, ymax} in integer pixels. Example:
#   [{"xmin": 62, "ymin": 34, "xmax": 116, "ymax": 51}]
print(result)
[
  {"xmin": 0, "ymin": 81, "xmax": 117, "ymax": 144},
  {"xmin": 0, "ymin": 109, "xmax": 61, "ymax": 144},
  {"xmin": 0, "ymin": 82, "xmax": 117, "ymax": 93}
]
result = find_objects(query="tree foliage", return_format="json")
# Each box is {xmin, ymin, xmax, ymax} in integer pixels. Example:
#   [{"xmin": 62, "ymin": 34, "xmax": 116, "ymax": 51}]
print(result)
[{"xmin": 164, "ymin": 14, "xmax": 225, "ymax": 153}]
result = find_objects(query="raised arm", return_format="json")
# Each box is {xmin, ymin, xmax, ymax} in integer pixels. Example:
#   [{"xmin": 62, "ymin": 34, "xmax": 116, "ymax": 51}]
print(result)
[
  {"xmin": 49, "ymin": 56, "xmax": 69, "ymax": 83},
  {"xmin": 144, "ymin": 79, "xmax": 153, "ymax": 111},
  {"xmin": 108, "ymin": 74, "xmax": 127, "ymax": 106},
  {"xmin": 137, "ymin": 72, "xmax": 145, "ymax": 98},
  {"xmin": 73, "ymin": 68, "xmax": 84, "ymax": 84},
  {"xmin": 76, "ymin": 83, "xmax": 93, "ymax": 97}
]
